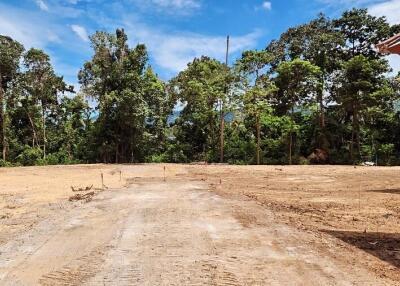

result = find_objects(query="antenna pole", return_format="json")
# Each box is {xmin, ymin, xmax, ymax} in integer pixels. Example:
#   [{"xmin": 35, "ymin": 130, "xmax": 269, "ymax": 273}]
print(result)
[{"xmin": 220, "ymin": 35, "xmax": 229, "ymax": 163}]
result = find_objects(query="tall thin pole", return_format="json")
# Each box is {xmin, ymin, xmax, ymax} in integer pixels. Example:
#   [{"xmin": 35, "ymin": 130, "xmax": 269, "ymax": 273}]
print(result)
[
  {"xmin": 225, "ymin": 36, "xmax": 230, "ymax": 66},
  {"xmin": 220, "ymin": 35, "xmax": 229, "ymax": 163}
]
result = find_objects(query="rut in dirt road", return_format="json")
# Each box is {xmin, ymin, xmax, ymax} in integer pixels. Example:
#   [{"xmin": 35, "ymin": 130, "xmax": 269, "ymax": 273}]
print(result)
[{"xmin": 0, "ymin": 178, "xmax": 389, "ymax": 285}]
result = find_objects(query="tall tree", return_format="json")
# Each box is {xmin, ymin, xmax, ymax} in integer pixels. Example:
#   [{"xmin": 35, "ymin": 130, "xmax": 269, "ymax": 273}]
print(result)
[
  {"xmin": 169, "ymin": 56, "xmax": 229, "ymax": 162},
  {"xmin": 267, "ymin": 14, "xmax": 343, "ymax": 150},
  {"xmin": 332, "ymin": 55, "xmax": 394, "ymax": 163},
  {"xmin": 275, "ymin": 59, "xmax": 321, "ymax": 164},
  {"xmin": 0, "ymin": 35, "xmax": 24, "ymax": 161},
  {"xmin": 57, "ymin": 94, "xmax": 90, "ymax": 161},
  {"xmin": 79, "ymin": 29, "xmax": 167, "ymax": 163},
  {"xmin": 23, "ymin": 48, "xmax": 72, "ymax": 159},
  {"xmin": 237, "ymin": 50, "xmax": 277, "ymax": 164},
  {"xmin": 334, "ymin": 8, "xmax": 400, "ymax": 59},
  {"xmin": 142, "ymin": 67, "xmax": 169, "ymax": 159}
]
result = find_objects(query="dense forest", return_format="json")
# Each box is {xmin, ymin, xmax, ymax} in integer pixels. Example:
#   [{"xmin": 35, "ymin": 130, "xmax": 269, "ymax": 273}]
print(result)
[{"xmin": 1, "ymin": 8, "xmax": 400, "ymax": 166}]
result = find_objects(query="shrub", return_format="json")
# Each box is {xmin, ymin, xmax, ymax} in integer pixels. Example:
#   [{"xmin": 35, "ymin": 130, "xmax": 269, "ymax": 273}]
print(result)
[
  {"xmin": 16, "ymin": 146, "xmax": 43, "ymax": 166},
  {"xmin": 0, "ymin": 159, "xmax": 13, "ymax": 167}
]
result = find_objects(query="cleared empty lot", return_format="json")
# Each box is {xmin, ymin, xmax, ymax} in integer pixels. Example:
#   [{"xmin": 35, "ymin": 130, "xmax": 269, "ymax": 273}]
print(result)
[{"xmin": 0, "ymin": 164, "xmax": 399, "ymax": 285}]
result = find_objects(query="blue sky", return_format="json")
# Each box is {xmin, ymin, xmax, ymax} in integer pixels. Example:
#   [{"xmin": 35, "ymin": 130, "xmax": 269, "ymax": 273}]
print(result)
[{"xmin": 1, "ymin": 0, "xmax": 399, "ymax": 89}]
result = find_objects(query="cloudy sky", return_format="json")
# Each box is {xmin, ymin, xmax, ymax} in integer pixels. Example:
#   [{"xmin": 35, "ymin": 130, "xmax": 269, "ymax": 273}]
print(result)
[{"xmin": 0, "ymin": 0, "xmax": 399, "ymax": 88}]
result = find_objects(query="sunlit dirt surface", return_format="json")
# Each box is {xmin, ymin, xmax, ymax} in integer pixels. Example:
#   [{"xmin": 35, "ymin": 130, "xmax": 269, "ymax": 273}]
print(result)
[{"xmin": 0, "ymin": 164, "xmax": 399, "ymax": 285}]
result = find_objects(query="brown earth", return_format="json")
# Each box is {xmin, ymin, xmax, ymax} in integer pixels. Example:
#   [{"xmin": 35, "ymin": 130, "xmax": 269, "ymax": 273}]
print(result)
[{"xmin": 0, "ymin": 164, "xmax": 399, "ymax": 285}]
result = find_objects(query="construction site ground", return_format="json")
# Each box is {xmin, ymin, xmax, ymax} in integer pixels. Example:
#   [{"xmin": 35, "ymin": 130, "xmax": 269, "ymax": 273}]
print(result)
[{"xmin": 0, "ymin": 164, "xmax": 399, "ymax": 285}]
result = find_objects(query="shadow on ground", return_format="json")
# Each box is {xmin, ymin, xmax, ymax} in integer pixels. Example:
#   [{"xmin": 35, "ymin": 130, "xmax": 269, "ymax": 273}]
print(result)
[
  {"xmin": 367, "ymin": 189, "xmax": 400, "ymax": 195},
  {"xmin": 323, "ymin": 230, "xmax": 400, "ymax": 269}
]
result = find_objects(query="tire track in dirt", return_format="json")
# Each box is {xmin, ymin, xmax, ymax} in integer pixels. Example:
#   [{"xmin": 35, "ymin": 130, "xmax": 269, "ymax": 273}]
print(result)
[{"xmin": 39, "ymin": 244, "xmax": 108, "ymax": 286}]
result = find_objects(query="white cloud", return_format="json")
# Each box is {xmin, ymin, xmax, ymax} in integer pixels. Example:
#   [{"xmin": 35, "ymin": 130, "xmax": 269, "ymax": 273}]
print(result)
[
  {"xmin": 261, "ymin": 1, "xmax": 272, "ymax": 11},
  {"xmin": 151, "ymin": 0, "xmax": 200, "ymax": 9},
  {"xmin": 71, "ymin": 24, "xmax": 89, "ymax": 42},
  {"xmin": 36, "ymin": 0, "xmax": 49, "ymax": 11},
  {"xmin": 368, "ymin": 0, "xmax": 400, "ymax": 24},
  {"xmin": 1, "ymin": 0, "xmax": 261, "ymax": 80},
  {"xmin": 318, "ymin": 0, "xmax": 381, "ymax": 5},
  {"xmin": 152, "ymin": 32, "xmax": 261, "ymax": 73},
  {"xmin": 0, "ymin": 5, "xmax": 56, "ymax": 48},
  {"xmin": 134, "ymin": 0, "xmax": 201, "ymax": 14},
  {"xmin": 122, "ymin": 19, "xmax": 261, "ymax": 74}
]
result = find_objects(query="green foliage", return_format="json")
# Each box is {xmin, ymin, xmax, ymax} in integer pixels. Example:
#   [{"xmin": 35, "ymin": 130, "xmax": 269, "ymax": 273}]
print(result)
[
  {"xmin": 0, "ymin": 159, "xmax": 13, "ymax": 167},
  {"xmin": 334, "ymin": 8, "xmax": 399, "ymax": 59},
  {"xmin": 168, "ymin": 56, "xmax": 231, "ymax": 162},
  {"xmin": 224, "ymin": 122, "xmax": 256, "ymax": 164},
  {"xmin": 1, "ymin": 8, "xmax": 400, "ymax": 167},
  {"xmin": 79, "ymin": 29, "xmax": 168, "ymax": 163},
  {"xmin": 16, "ymin": 146, "xmax": 43, "ymax": 166},
  {"xmin": 332, "ymin": 55, "xmax": 394, "ymax": 163},
  {"xmin": 275, "ymin": 59, "xmax": 322, "ymax": 108},
  {"xmin": 378, "ymin": 143, "xmax": 395, "ymax": 166},
  {"xmin": 0, "ymin": 35, "xmax": 25, "ymax": 161}
]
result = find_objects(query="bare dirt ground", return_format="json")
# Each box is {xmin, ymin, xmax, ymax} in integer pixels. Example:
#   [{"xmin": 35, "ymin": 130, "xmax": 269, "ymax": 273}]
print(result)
[{"xmin": 0, "ymin": 164, "xmax": 399, "ymax": 285}]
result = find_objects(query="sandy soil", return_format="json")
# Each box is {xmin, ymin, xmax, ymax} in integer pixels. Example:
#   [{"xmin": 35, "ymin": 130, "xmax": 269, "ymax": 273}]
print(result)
[{"xmin": 0, "ymin": 164, "xmax": 399, "ymax": 285}]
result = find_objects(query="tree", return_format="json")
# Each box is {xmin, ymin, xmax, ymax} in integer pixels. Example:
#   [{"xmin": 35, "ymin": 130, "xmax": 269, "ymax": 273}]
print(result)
[
  {"xmin": 237, "ymin": 50, "xmax": 277, "ymax": 164},
  {"xmin": 79, "ymin": 29, "xmax": 167, "ymax": 163},
  {"xmin": 334, "ymin": 8, "xmax": 400, "ymax": 59},
  {"xmin": 22, "ymin": 48, "xmax": 72, "ymax": 159},
  {"xmin": 267, "ymin": 14, "xmax": 343, "ymax": 150},
  {"xmin": 142, "ymin": 67, "xmax": 169, "ymax": 160},
  {"xmin": 297, "ymin": 15, "xmax": 343, "ymax": 135},
  {"xmin": 169, "ymin": 56, "xmax": 229, "ymax": 162},
  {"xmin": 0, "ymin": 35, "xmax": 24, "ymax": 161},
  {"xmin": 275, "ymin": 59, "xmax": 321, "ymax": 164},
  {"xmin": 332, "ymin": 55, "xmax": 394, "ymax": 163},
  {"xmin": 57, "ymin": 94, "xmax": 90, "ymax": 161}
]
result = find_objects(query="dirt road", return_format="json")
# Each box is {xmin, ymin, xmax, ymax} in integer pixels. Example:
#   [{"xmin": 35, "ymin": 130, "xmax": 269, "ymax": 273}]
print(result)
[{"xmin": 0, "ymin": 165, "xmax": 394, "ymax": 285}]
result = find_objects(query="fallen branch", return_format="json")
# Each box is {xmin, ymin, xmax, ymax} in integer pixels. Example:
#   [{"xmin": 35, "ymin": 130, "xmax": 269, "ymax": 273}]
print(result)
[
  {"xmin": 71, "ymin": 185, "xmax": 93, "ymax": 192},
  {"xmin": 69, "ymin": 191, "xmax": 95, "ymax": 202}
]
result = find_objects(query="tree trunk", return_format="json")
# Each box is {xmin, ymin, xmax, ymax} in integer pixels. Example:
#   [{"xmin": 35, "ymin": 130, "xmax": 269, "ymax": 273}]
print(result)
[
  {"xmin": 26, "ymin": 110, "xmax": 39, "ymax": 148},
  {"xmin": 0, "ymin": 82, "xmax": 6, "ymax": 161},
  {"xmin": 350, "ymin": 105, "xmax": 358, "ymax": 165},
  {"xmin": 219, "ymin": 104, "xmax": 225, "ymax": 163},
  {"xmin": 289, "ymin": 131, "xmax": 293, "ymax": 165},
  {"xmin": 115, "ymin": 143, "xmax": 119, "ymax": 164},
  {"xmin": 42, "ymin": 107, "xmax": 46, "ymax": 160},
  {"xmin": 350, "ymin": 125, "xmax": 354, "ymax": 164},
  {"xmin": 256, "ymin": 115, "xmax": 261, "ymax": 165},
  {"xmin": 355, "ymin": 111, "xmax": 360, "ymax": 163},
  {"xmin": 289, "ymin": 104, "xmax": 294, "ymax": 165},
  {"xmin": 318, "ymin": 89, "xmax": 325, "ymax": 129}
]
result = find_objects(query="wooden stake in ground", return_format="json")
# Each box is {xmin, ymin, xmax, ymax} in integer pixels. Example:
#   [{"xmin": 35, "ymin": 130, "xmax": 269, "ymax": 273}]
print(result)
[
  {"xmin": 163, "ymin": 166, "xmax": 166, "ymax": 182},
  {"xmin": 120, "ymin": 170, "xmax": 122, "ymax": 182},
  {"xmin": 358, "ymin": 183, "xmax": 361, "ymax": 214},
  {"xmin": 101, "ymin": 172, "xmax": 104, "ymax": 189}
]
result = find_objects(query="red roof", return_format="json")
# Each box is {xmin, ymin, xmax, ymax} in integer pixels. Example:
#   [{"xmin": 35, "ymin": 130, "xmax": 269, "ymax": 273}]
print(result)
[{"xmin": 376, "ymin": 33, "xmax": 400, "ymax": 55}]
